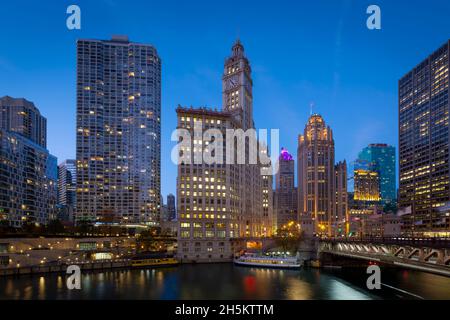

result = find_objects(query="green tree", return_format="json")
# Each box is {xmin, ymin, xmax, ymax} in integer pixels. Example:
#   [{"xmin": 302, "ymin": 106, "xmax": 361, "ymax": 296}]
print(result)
[
  {"xmin": 46, "ymin": 219, "xmax": 65, "ymax": 235},
  {"xmin": 276, "ymin": 221, "xmax": 302, "ymax": 253}
]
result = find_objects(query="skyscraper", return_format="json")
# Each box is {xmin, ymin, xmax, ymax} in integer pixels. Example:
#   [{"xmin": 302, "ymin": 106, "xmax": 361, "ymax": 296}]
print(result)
[
  {"xmin": 358, "ymin": 144, "xmax": 396, "ymax": 204},
  {"xmin": 0, "ymin": 96, "xmax": 47, "ymax": 147},
  {"xmin": 335, "ymin": 161, "xmax": 348, "ymax": 235},
  {"xmin": 222, "ymin": 40, "xmax": 270, "ymax": 237},
  {"xmin": 261, "ymin": 157, "xmax": 274, "ymax": 235},
  {"xmin": 353, "ymin": 169, "xmax": 381, "ymax": 203},
  {"xmin": 76, "ymin": 36, "xmax": 161, "ymax": 226},
  {"xmin": 399, "ymin": 40, "xmax": 450, "ymax": 236},
  {"xmin": 57, "ymin": 160, "xmax": 76, "ymax": 222},
  {"xmin": 298, "ymin": 114, "xmax": 339, "ymax": 236},
  {"xmin": 176, "ymin": 41, "xmax": 273, "ymax": 262},
  {"xmin": 353, "ymin": 160, "xmax": 381, "ymax": 202},
  {"xmin": 58, "ymin": 160, "xmax": 76, "ymax": 207},
  {"xmin": 0, "ymin": 96, "xmax": 57, "ymax": 227},
  {"xmin": 274, "ymin": 148, "xmax": 298, "ymax": 230},
  {"xmin": 167, "ymin": 194, "xmax": 176, "ymax": 221}
]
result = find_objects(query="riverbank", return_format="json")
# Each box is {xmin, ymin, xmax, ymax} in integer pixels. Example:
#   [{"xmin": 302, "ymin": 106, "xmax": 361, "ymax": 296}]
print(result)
[{"xmin": 0, "ymin": 260, "xmax": 131, "ymax": 277}]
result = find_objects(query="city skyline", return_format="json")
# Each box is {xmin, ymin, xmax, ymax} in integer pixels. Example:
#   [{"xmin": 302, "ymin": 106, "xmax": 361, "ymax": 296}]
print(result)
[
  {"xmin": 1, "ymin": 1, "xmax": 450, "ymax": 306},
  {"xmin": 2, "ymin": 1, "xmax": 450, "ymax": 198}
]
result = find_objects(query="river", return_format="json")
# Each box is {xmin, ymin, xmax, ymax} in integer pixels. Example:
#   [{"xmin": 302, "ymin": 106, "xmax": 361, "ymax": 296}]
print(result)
[{"xmin": 1, "ymin": 264, "xmax": 449, "ymax": 300}]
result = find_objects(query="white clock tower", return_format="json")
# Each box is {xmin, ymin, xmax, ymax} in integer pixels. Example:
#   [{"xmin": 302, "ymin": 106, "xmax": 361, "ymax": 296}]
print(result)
[{"xmin": 222, "ymin": 40, "xmax": 253, "ymax": 130}]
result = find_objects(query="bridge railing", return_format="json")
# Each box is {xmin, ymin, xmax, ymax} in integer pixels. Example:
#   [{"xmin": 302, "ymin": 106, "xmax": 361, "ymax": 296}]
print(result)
[{"xmin": 320, "ymin": 237, "xmax": 450, "ymax": 248}]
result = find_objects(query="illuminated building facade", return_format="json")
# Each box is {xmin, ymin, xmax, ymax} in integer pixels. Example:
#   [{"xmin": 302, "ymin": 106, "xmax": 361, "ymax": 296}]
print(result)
[
  {"xmin": 358, "ymin": 144, "xmax": 396, "ymax": 204},
  {"xmin": 348, "ymin": 160, "xmax": 382, "ymax": 235},
  {"xmin": 298, "ymin": 114, "xmax": 341, "ymax": 236},
  {"xmin": 274, "ymin": 148, "xmax": 298, "ymax": 231},
  {"xmin": 0, "ymin": 96, "xmax": 57, "ymax": 227},
  {"xmin": 353, "ymin": 166, "xmax": 381, "ymax": 202},
  {"xmin": 76, "ymin": 36, "xmax": 161, "ymax": 225},
  {"xmin": 176, "ymin": 41, "xmax": 273, "ymax": 262},
  {"xmin": 399, "ymin": 40, "xmax": 450, "ymax": 236},
  {"xmin": 262, "ymin": 164, "xmax": 274, "ymax": 235},
  {"xmin": 222, "ymin": 40, "xmax": 272, "ymax": 237}
]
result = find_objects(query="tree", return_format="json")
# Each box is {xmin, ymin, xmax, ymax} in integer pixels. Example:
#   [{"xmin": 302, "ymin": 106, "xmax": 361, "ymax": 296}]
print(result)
[
  {"xmin": 276, "ymin": 221, "xmax": 302, "ymax": 253},
  {"xmin": 22, "ymin": 222, "xmax": 40, "ymax": 235},
  {"xmin": 46, "ymin": 219, "xmax": 65, "ymax": 235},
  {"xmin": 75, "ymin": 221, "xmax": 94, "ymax": 236}
]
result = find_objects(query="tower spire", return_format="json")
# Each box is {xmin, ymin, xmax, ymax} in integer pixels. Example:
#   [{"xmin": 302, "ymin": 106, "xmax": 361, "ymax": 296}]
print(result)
[{"xmin": 232, "ymin": 39, "xmax": 244, "ymax": 57}]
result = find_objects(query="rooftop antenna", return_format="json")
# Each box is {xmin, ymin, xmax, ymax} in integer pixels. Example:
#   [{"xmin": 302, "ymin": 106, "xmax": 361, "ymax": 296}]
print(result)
[{"xmin": 310, "ymin": 102, "xmax": 315, "ymax": 115}]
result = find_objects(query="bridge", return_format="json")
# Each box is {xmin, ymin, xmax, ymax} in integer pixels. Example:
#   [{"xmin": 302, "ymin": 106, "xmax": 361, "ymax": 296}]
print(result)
[{"xmin": 319, "ymin": 237, "xmax": 450, "ymax": 277}]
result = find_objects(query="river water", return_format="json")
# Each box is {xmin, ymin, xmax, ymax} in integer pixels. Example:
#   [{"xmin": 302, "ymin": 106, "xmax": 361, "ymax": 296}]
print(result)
[{"xmin": 1, "ymin": 264, "xmax": 449, "ymax": 300}]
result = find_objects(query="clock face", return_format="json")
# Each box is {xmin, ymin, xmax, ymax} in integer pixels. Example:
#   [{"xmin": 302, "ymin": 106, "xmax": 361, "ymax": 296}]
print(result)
[{"xmin": 226, "ymin": 75, "xmax": 239, "ymax": 90}]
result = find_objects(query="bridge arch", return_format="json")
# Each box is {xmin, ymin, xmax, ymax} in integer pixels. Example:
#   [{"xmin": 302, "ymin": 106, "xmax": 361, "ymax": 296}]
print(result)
[{"xmin": 394, "ymin": 247, "xmax": 406, "ymax": 257}]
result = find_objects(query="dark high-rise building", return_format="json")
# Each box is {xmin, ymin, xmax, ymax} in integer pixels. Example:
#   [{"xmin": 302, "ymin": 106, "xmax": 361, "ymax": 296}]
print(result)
[
  {"xmin": 335, "ymin": 161, "xmax": 348, "ymax": 235},
  {"xmin": 399, "ymin": 40, "xmax": 450, "ymax": 236},
  {"xmin": 0, "ymin": 96, "xmax": 57, "ymax": 227},
  {"xmin": 58, "ymin": 160, "xmax": 76, "ymax": 207},
  {"xmin": 167, "ymin": 194, "xmax": 176, "ymax": 221},
  {"xmin": 76, "ymin": 36, "xmax": 161, "ymax": 226},
  {"xmin": 274, "ymin": 148, "xmax": 298, "ymax": 230},
  {"xmin": 358, "ymin": 144, "xmax": 396, "ymax": 204},
  {"xmin": 57, "ymin": 160, "xmax": 76, "ymax": 222}
]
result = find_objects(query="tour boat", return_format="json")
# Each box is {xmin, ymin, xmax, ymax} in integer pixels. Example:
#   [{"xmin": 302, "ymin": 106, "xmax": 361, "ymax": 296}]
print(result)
[
  {"xmin": 131, "ymin": 254, "xmax": 179, "ymax": 268},
  {"xmin": 234, "ymin": 254, "xmax": 302, "ymax": 269}
]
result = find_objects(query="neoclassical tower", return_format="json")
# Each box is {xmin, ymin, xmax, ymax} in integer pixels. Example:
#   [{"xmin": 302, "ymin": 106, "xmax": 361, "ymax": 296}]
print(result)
[
  {"xmin": 222, "ymin": 40, "xmax": 254, "ymax": 130},
  {"xmin": 298, "ymin": 114, "xmax": 335, "ymax": 236}
]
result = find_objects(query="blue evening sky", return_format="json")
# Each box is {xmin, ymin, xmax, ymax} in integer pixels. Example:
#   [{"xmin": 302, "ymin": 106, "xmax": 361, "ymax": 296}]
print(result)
[{"xmin": 1, "ymin": 0, "xmax": 450, "ymax": 198}]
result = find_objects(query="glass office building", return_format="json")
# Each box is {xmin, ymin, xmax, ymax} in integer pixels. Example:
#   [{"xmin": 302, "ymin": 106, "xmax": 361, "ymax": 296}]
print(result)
[{"xmin": 358, "ymin": 144, "xmax": 396, "ymax": 204}]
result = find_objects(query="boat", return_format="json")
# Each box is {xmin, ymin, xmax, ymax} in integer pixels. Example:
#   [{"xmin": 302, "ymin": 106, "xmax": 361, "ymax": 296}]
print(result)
[
  {"xmin": 131, "ymin": 253, "xmax": 179, "ymax": 268},
  {"xmin": 234, "ymin": 253, "xmax": 302, "ymax": 269}
]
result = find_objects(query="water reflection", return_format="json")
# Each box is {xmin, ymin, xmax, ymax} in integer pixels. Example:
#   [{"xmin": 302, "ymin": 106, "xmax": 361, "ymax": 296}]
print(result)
[
  {"xmin": 38, "ymin": 277, "xmax": 45, "ymax": 300},
  {"xmin": 328, "ymin": 279, "xmax": 372, "ymax": 300},
  {"xmin": 0, "ymin": 264, "xmax": 449, "ymax": 300}
]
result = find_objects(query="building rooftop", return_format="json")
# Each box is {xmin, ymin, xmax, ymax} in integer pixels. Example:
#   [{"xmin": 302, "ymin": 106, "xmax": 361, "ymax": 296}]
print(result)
[
  {"xmin": 176, "ymin": 105, "xmax": 231, "ymax": 118},
  {"xmin": 280, "ymin": 148, "xmax": 294, "ymax": 161}
]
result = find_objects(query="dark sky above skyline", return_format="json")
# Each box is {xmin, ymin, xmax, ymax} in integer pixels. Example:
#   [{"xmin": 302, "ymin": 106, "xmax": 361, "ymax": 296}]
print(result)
[{"xmin": 1, "ymin": 0, "xmax": 450, "ymax": 198}]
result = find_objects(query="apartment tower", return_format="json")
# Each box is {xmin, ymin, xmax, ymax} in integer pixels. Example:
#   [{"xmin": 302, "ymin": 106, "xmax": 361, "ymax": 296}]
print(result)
[{"xmin": 76, "ymin": 36, "xmax": 161, "ymax": 225}]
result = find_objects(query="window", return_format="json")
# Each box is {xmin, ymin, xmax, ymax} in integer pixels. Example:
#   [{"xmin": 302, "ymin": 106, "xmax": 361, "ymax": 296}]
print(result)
[
  {"xmin": 217, "ymin": 231, "xmax": 226, "ymax": 238},
  {"xmin": 181, "ymin": 231, "xmax": 190, "ymax": 238},
  {"xmin": 194, "ymin": 231, "xmax": 203, "ymax": 238}
]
